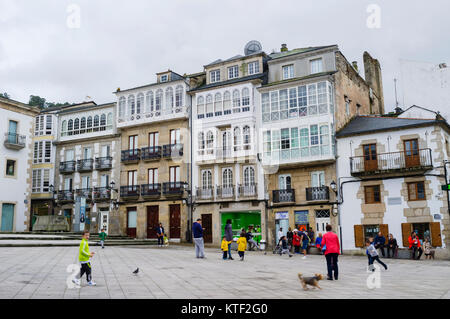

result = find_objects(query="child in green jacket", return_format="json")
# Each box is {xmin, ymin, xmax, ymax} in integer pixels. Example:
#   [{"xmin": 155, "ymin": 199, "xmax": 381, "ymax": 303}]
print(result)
[
  {"xmin": 99, "ymin": 228, "xmax": 107, "ymax": 249},
  {"xmin": 72, "ymin": 230, "xmax": 96, "ymax": 286}
]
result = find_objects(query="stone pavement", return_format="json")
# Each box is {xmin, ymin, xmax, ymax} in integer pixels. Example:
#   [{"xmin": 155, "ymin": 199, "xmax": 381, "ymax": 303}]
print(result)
[{"xmin": 0, "ymin": 245, "xmax": 449, "ymax": 299}]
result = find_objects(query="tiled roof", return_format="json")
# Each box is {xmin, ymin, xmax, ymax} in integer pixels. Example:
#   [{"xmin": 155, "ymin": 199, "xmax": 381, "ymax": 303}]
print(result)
[
  {"xmin": 268, "ymin": 45, "xmax": 337, "ymax": 60},
  {"xmin": 336, "ymin": 116, "xmax": 443, "ymax": 137},
  {"xmin": 189, "ymin": 73, "xmax": 266, "ymax": 93}
]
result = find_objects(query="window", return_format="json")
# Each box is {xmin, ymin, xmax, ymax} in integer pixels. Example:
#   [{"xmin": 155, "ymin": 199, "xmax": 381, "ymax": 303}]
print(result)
[
  {"xmin": 148, "ymin": 168, "xmax": 158, "ymax": 185},
  {"xmin": 308, "ymin": 84, "xmax": 317, "ymax": 115},
  {"xmin": 169, "ymin": 166, "xmax": 180, "ymax": 183},
  {"xmin": 228, "ymin": 65, "xmax": 239, "ymax": 79},
  {"xmin": 170, "ymin": 129, "xmax": 180, "ymax": 145},
  {"xmin": 365, "ymin": 185, "xmax": 381, "ymax": 204},
  {"xmin": 160, "ymin": 74, "xmax": 168, "ymax": 82},
  {"xmin": 243, "ymin": 126, "xmax": 251, "ymax": 149},
  {"xmin": 155, "ymin": 89, "xmax": 163, "ymax": 112},
  {"xmin": 146, "ymin": 91, "xmax": 154, "ymax": 113},
  {"xmin": 222, "ymin": 168, "xmax": 233, "ymax": 188},
  {"xmin": 288, "ymin": 88, "xmax": 298, "ymax": 118},
  {"xmin": 5, "ymin": 160, "xmax": 15, "ymax": 176},
  {"xmin": 119, "ymin": 97, "xmax": 126, "ymax": 117},
  {"xmin": 242, "ymin": 88, "xmax": 250, "ymax": 111},
  {"xmin": 310, "ymin": 58, "xmax": 323, "ymax": 74},
  {"xmin": 93, "ymin": 115, "xmax": 100, "ymax": 131},
  {"xmin": 318, "ymin": 82, "xmax": 328, "ymax": 114},
  {"xmin": 198, "ymin": 132, "xmax": 205, "ymax": 154},
  {"xmin": 61, "ymin": 120, "xmax": 67, "ymax": 137},
  {"xmin": 80, "ymin": 117, "xmax": 86, "ymax": 133},
  {"xmin": 248, "ymin": 61, "xmax": 260, "ymax": 75},
  {"xmin": 408, "ymin": 182, "xmax": 426, "ymax": 201},
  {"xmin": 223, "ymin": 91, "xmax": 232, "ymax": 115},
  {"xmin": 74, "ymin": 118, "xmax": 79, "ymax": 134},
  {"xmin": 298, "ymin": 85, "xmax": 307, "ymax": 116},
  {"xmin": 282, "ymin": 64, "xmax": 294, "ymax": 80},
  {"xmin": 128, "ymin": 95, "xmax": 135, "ymax": 116},
  {"xmin": 345, "ymin": 96, "xmax": 350, "ymax": 116},
  {"xmin": 137, "ymin": 93, "xmax": 144, "ymax": 114},
  {"xmin": 107, "ymin": 113, "xmax": 112, "ymax": 127},
  {"xmin": 244, "ymin": 166, "xmax": 255, "ymax": 186},
  {"xmin": 45, "ymin": 115, "xmax": 52, "ymax": 134},
  {"xmin": 86, "ymin": 116, "xmax": 92, "ymax": 132},
  {"xmin": 214, "ymin": 93, "xmax": 222, "ymax": 116},
  {"xmin": 127, "ymin": 170, "xmax": 137, "ymax": 186},
  {"xmin": 44, "ymin": 141, "xmax": 51, "ymax": 163},
  {"xmin": 175, "ymin": 85, "xmax": 183, "ymax": 108},
  {"xmin": 35, "ymin": 115, "xmax": 52, "ymax": 136},
  {"xmin": 197, "ymin": 96, "xmax": 205, "ymax": 119},
  {"xmin": 279, "ymin": 89, "xmax": 288, "ymax": 120},
  {"xmin": 128, "ymin": 135, "xmax": 138, "ymax": 150},
  {"xmin": 33, "ymin": 141, "xmax": 51, "ymax": 163},
  {"xmin": 165, "ymin": 87, "xmax": 174, "ymax": 113},
  {"xmin": 100, "ymin": 114, "xmax": 106, "ymax": 131},
  {"xmin": 210, "ymin": 69, "xmax": 220, "ymax": 83},
  {"xmin": 364, "ymin": 225, "xmax": 380, "ymax": 241},
  {"xmin": 202, "ymin": 170, "xmax": 212, "ymax": 189},
  {"xmin": 232, "ymin": 90, "xmax": 241, "ymax": 113},
  {"xmin": 262, "ymin": 93, "xmax": 270, "ymax": 122},
  {"xmin": 234, "ymin": 127, "xmax": 241, "ymax": 151},
  {"xmin": 206, "ymin": 131, "xmax": 214, "ymax": 154},
  {"xmin": 32, "ymin": 169, "xmax": 41, "ymax": 193},
  {"xmin": 206, "ymin": 94, "xmax": 213, "ymax": 118},
  {"xmin": 270, "ymin": 91, "xmax": 279, "ymax": 121},
  {"xmin": 148, "ymin": 132, "xmax": 159, "ymax": 148}
]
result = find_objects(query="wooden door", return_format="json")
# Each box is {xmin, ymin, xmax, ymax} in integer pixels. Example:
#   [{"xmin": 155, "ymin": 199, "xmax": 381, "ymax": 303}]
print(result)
[
  {"xmin": 147, "ymin": 206, "xmax": 159, "ymax": 239},
  {"xmin": 404, "ymin": 139, "xmax": 420, "ymax": 168},
  {"xmin": 127, "ymin": 207, "xmax": 137, "ymax": 238},
  {"xmin": 202, "ymin": 214, "xmax": 212, "ymax": 243},
  {"xmin": 363, "ymin": 144, "xmax": 378, "ymax": 171},
  {"xmin": 169, "ymin": 204, "xmax": 181, "ymax": 239}
]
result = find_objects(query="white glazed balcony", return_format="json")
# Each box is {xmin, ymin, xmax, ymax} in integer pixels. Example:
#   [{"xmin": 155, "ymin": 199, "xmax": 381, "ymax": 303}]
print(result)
[{"xmin": 117, "ymin": 106, "xmax": 188, "ymax": 128}]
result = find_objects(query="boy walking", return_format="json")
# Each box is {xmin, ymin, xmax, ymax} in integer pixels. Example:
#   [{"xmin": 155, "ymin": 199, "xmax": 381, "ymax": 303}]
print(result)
[
  {"xmin": 366, "ymin": 239, "xmax": 388, "ymax": 271},
  {"xmin": 280, "ymin": 235, "xmax": 293, "ymax": 257},
  {"xmin": 98, "ymin": 228, "xmax": 107, "ymax": 249},
  {"xmin": 221, "ymin": 236, "xmax": 231, "ymax": 260},
  {"xmin": 72, "ymin": 230, "xmax": 96, "ymax": 286},
  {"xmin": 237, "ymin": 232, "xmax": 247, "ymax": 261}
]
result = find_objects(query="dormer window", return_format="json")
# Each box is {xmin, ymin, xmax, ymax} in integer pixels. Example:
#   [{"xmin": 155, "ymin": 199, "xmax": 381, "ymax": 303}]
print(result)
[
  {"xmin": 228, "ymin": 65, "xmax": 239, "ymax": 80},
  {"xmin": 210, "ymin": 69, "xmax": 220, "ymax": 83},
  {"xmin": 160, "ymin": 74, "xmax": 168, "ymax": 82},
  {"xmin": 248, "ymin": 61, "xmax": 260, "ymax": 75},
  {"xmin": 310, "ymin": 58, "xmax": 323, "ymax": 74},
  {"xmin": 282, "ymin": 64, "xmax": 294, "ymax": 80}
]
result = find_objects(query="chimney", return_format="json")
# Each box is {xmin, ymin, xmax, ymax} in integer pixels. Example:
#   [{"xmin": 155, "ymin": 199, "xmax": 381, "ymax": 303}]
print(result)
[
  {"xmin": 281, "ymin": 44, "xmax": 288, "ymax": 52},
  {"xmin": 352, "ymin": 61, "xmax": 358, "ymax": 72}
]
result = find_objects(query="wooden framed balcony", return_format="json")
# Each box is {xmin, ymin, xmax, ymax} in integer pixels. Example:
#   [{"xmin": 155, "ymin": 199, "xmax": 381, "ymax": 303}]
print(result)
[
  {"xmin": 121, "ymin": 149, "xmax": 140, "ymax": 164},
  {"xmin": 272, "ymin": 189, "xmax": 295, "ymax": 203},
  {"xmin": 59, "ymin": 161, "xmax": 76, "ymax": 174},
  {"xmin": 306, "ymin": 186, "xmax": 330, "ymax": 202},
  {"xmin": 141, "ymin": 183, "xmax": 161, "ymax": 199},
  {"xmin": 95, "ymin": 157, "xmax": 112, "ymax": 170},
  {"xmin": 350, "ymin": 148, "xmax": 433, "ymax": 177},
  {"xmin": 77, "ymin": 159, "xmax": 94, "ymax": 172},
  {"xmin": 141, "ymin": 146, "xmax": 162, "ymax": 161}
]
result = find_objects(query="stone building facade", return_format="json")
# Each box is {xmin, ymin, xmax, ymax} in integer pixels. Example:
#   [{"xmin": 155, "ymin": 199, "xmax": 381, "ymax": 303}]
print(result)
[
  {"xmin": 115, "ymin": 71, "xmax": 192, "ymax": 241},
  {"xmin": 336, "ymin": 110, "xmax": 450, "ymax": 259},
  {"xmin": 258, "ymin": 44, "xmax": 384, "ymax": 246}
]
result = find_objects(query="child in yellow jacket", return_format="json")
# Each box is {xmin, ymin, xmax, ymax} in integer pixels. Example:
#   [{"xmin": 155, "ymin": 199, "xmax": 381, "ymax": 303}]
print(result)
[
  {"xmin": 221, "ymin": 236, "xmax": 231, "ymax": 260},
  {"xmin": 237, "ymin": 232, "xmax": 247, "ymax": 261}
]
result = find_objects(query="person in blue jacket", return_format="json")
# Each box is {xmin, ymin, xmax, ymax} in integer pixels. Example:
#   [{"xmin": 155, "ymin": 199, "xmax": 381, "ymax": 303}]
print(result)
[
  {"xmin": 192, "ymin": 218, "xmax": 205, "ymax": 258},
  {"xmin": 374, "ymin": 231, "xmax": 386, "ymax": 257}
]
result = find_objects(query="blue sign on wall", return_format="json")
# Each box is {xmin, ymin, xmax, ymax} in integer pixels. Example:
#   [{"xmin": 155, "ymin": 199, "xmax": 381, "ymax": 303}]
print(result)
[{"xmin": 294, "ymin": 210, "xmax": 309, "ymax": 224}]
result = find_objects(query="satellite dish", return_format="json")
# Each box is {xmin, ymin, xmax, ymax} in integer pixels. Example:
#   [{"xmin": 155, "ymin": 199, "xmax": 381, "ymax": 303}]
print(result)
[{"xmin": 244, "ymin": 40, "xmax": 262, "ymax": 56}]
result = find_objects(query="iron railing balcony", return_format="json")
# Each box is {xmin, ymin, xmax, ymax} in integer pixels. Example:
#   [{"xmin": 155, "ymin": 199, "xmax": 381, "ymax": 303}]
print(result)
[
  {"xmin": 350, "ymin": 148, "xmax": 433, "ymax": 176},
  {"xmin": 59, "ymin": 161, "xmax": 76, "ymax": 174},
  {"xmin": 238, "ymin": 183, "xmax": 257, "ymax": 198},
  {"xmin": 215, "ymin": 147, "xmax": 232, "ymax": 159},
  {"xmin": 76, "ymin": 188, "xmax": 93, "ymax": 200},
  {"xmin": 162, "ymin": 182, "xmax": 185, "ymax": 196},
  {"xmin": 77, "ymin": 159, "xmax": 94, "ymax": 172},
  {"xmin": 217, "ymin": 186, "xmax": 235, "ymax": 199},
  {"xmin": 141, "ymin": 146, "xmax": 162, "ymax": 161},
  {"xmin": 306, "ymin": 186, "xmax": 330, "ymax": 201},
  {"xmin": 121, "ymin": 149, "xmax": 140, "ymax": 164},
  {"xmin": 196, "ymin": 187, "xmax": 214, "ymax": 200},
  {"xmin": 163, "ymin": 143, "xmax": 183, "ymax": 158},
  {"xmin": 93, "ymin": 187, "xmax": 111, "ymax": 202},
  {"xmin": 272, "ymin": 189, "xmax": 295, "ymax": 203},
  {"xmin": 141, "ymin": 183, "xmax": 161, "ymax": 198},
  {"xmin": 120, "ymin": 185, "xmax": 140, "ymax": 200},
  {"xmin": 4, "ymin": 133, "xmax": 26, "ymax": 150},
  {"xmin": 95, "ymin": 157, "xmax": 112, "ymax": 170},
  {"xmin": 57, "ymin": 190, "xmax": 74, "ymax": 202}
]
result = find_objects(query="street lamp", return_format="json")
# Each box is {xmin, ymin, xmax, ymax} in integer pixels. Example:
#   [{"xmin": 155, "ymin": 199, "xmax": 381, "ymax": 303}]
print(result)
[
  {"xmin": 110, "ymin": 181, "xmax": 116, "ymax": 191},
  {"xmin": 330, "ymin": 180, "xmax": 337, "ymax": 194}
]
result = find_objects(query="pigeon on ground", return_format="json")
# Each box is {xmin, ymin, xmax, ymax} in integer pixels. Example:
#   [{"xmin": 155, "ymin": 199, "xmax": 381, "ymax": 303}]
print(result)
[{"xmin": 132, "ymin": 268, "xmax": 139, "ymax": 275}]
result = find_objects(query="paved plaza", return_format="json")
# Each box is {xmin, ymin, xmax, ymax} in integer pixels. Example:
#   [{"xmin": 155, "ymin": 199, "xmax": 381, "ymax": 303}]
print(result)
[{"xmin": 0, "ymin": 245, "xmax": 449, "ymax": 299}]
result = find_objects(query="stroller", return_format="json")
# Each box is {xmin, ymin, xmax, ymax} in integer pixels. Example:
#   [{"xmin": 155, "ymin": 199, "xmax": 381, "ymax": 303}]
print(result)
[{"xmin": 272, "ymin": 238, "xmax": 291, "ymax": 255}]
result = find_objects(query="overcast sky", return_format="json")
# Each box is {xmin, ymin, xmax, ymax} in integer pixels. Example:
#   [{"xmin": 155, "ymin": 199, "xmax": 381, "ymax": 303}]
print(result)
[{"xmin": 0, "ymin": 0, "xmax": 449, "ymax": 112}]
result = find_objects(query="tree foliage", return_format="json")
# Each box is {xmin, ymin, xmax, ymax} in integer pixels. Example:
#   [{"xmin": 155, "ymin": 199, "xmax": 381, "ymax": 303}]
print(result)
[{"xmin": 28, "ymin": 95, "xmax": 71, "ymax": 109}]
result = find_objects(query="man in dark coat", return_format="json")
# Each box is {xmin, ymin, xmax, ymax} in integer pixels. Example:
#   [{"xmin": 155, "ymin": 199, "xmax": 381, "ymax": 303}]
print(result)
[{"xmin": 224, "ymin": 219, "xmax": 234, "ymax": 260}]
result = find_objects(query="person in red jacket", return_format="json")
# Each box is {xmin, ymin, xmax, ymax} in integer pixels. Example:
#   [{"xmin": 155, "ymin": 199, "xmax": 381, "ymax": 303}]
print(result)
[
  {"xmin": 321, "ymin": 224, "xmax": 340, "ymax": 281},
  {"xmin": 292, "ymin": 230, "xmax": 301, "ymax": 254},
  {"xmin": 408, "ymin": 232, "xmax": 423, "ymax": 260}
]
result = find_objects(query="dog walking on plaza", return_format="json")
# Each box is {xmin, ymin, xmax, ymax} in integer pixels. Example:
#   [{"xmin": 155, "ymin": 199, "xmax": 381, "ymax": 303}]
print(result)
[
  {"xmin": 298, "ymin": 273, "xmax": 324, "ymax": 290},
  {"xmin": 72, "ymin": 230, "xmax": 96, "ymax": 286}
]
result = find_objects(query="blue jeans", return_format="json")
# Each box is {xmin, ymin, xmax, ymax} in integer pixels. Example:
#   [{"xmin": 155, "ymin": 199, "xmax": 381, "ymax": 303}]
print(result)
[
  {"xmin": 227, "ymin": 243, "xmax": 232, "ymax": 259},
  {"xmin": 325, "ymin": 253, "xmax": 339, "ymax": 280}
]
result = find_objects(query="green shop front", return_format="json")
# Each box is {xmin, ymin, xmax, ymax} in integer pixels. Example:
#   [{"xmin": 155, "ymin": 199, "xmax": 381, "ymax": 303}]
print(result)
[{"xmin": 221, "ymin": 211, "xmax": 262, "ymax": 243}]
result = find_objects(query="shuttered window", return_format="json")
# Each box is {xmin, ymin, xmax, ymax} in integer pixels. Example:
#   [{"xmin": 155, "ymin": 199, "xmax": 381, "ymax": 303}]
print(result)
[{"xmin": 365, "ymin": 185, "xmax": 381, "ymax": 204}]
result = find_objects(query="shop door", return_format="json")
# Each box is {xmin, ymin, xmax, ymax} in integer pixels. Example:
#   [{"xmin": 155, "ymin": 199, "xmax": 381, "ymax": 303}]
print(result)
[
  {"xmin": 202, "ymin": 214, "xmax": 212, "ymax": 243},
  {"xmin": 1, "ymin": 204, "xmax": 14, "ymax": 232},
  {"xmin": 363, "ymin": 144, "xmax": 378, "ymax": 172},
  {"xmin": 127, "ymin": 207, "xmax": 137, "ymax": 238},
  {"xmin": 404, "ymin": 139, "xmax": 420, "ymax": 168},
  {"xmin": 169, "ymin": 204, "xmax": 181, "ymax": 239},
  {"xmin": 147, "ymin": 206, "xmax": 159, "ymax": 239},
  {"xmin": 99, "ymin": 209, "xmax": 109, "ymax": 234}
]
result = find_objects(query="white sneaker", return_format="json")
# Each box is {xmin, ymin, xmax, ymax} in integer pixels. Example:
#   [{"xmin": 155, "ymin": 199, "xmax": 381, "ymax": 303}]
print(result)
[
  {"xmin": 302, "ymin": 256, "xmax": 307, "ymax": 260},
  {"xmin": 87, "ymin": 281, "xmax": 97, "ymax": 286},
  {"xmin": 72, "ymin": 278, "xmax": 81, "ymax": 286}
]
